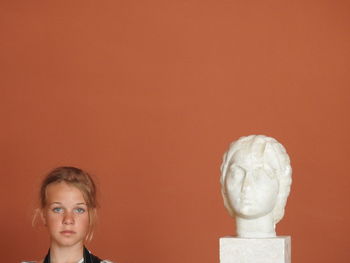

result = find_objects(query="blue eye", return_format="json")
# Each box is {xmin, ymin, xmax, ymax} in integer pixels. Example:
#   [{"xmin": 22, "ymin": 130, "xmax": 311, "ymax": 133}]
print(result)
[
  {"xmin": 74, "ymin": 207, "xmax": 86, "ymax": 214},
  {"xmin": 52, "ymin": 207, "xmax": 63, "ymax": 213}
]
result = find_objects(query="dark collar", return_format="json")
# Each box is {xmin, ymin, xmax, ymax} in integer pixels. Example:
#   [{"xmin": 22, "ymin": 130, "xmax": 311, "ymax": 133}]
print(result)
[{"xmin": 43, "ymin": 246, "xmax": 101, "ymax": 263}]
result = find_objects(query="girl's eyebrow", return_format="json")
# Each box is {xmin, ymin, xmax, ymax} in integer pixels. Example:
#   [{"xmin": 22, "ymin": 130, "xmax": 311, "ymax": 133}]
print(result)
[
  {"xmin": 49, "ymin": 202, "xmax": 62, "ymax": 205},
  {"xmin": 49, "ymin": 202, "xmax": 87, "ymax": 206}
]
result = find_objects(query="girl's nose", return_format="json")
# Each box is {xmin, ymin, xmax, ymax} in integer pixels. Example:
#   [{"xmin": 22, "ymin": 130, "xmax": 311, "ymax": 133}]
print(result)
[{"xmin": 63, "ymin": 212, "xmax": 75, "ymax": 225}]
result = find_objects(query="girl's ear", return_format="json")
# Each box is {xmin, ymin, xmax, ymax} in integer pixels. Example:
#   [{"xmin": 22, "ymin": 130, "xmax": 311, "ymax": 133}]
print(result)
[
  {"xmin": 32, "ymin": 208, "xmax": 46, "ymax": 227},
  {"xmin": 40, "ymin": 208, "xmax": 47, "ymax": 226}
]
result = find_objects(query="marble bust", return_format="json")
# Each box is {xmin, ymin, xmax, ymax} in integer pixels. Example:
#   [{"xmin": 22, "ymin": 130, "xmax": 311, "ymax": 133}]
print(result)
[{"xmin": 220, "ymin": 135, "xmax": 292, "ymax": 238}]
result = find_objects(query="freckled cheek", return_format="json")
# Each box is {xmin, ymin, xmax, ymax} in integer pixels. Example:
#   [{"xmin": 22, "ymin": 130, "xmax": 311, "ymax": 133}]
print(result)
[
  {"xmin": 45, "ymin": 214, "xmax": 64, "ymax": 233},
  {"xmin": 77, "ymin": 214, "xmax": 90, "ymax": 232},
  {"xmin": 45, "ymin": 212, "xmax": 59, "ymax": 223}
]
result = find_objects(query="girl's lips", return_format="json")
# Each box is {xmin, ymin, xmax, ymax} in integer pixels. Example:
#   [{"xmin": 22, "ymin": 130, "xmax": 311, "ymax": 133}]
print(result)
[{"xmin": 60, "ymin": 230, "xmax": 76, "ymax": 234}]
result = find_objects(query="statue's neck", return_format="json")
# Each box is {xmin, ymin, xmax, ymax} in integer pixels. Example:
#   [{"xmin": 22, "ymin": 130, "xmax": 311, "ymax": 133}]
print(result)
[{"xmin": 236, "ymin": 212, "xmax": 276, "ymax": 238}]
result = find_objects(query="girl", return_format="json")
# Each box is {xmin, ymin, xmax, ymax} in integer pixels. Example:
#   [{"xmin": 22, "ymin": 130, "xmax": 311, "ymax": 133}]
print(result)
[{"xmin": 24, "ymin": 166, "xmax": 113, "ymax": 263}]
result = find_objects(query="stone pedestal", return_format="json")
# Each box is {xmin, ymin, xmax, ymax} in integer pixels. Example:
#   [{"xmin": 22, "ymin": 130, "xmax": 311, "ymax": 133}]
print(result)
[{"xmin": 220, "ymin": 236, "xmax": 291, "ymax": 263}]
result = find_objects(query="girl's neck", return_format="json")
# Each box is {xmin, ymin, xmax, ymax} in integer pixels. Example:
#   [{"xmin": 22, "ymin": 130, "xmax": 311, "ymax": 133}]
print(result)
[{"xmin": 49, "ymin": 242, "xmax": 84, "ymax": 263}]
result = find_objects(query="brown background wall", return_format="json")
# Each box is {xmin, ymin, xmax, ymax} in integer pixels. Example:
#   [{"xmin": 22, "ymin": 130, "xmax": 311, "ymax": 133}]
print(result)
[{"xmin": 1, "ymin": 1, "xmax": 349, "ymax": 262}]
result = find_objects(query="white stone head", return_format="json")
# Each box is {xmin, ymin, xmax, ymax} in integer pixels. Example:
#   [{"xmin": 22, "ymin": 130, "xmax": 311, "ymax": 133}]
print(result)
[{"xmin": 220, "ymin": 135, "xmax": 292, "ymax": 237}]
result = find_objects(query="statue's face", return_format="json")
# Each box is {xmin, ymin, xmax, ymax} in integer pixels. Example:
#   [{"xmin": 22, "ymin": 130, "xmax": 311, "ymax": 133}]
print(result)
[{"xmin": 224, "ymin": 151, "xmax": 279, "ymax": 219}]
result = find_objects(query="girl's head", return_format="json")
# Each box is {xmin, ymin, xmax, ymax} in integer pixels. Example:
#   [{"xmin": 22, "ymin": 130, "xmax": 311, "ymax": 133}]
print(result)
[{"xmin": 39, "ymin": 166, "xmax": 98, "ymax": 243}]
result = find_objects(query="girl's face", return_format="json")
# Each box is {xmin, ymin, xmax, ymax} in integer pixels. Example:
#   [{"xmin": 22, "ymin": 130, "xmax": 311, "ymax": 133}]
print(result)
[{"xmin": 42, "ymin": 182, "xmax": 90, "ymax": 248}]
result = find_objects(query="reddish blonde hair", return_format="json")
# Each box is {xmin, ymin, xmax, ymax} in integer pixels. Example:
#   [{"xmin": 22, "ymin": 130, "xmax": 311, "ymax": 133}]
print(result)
[{"xmin": 39, "ymin": 166, "xmax": 98, "ymax": 241}]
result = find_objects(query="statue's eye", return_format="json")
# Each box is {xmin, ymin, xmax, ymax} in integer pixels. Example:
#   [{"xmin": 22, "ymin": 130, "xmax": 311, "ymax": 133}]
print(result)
[
  {"xmin": 232, "ymin": 166, "xmax": 245, "ymax": 180},
  {"xmin": 256, "ymin": 168, "xmax": 274, "ymax": 180},
  {"xmin": 226, "ymin": 166, "xmax": 245, "ymax": 191}
]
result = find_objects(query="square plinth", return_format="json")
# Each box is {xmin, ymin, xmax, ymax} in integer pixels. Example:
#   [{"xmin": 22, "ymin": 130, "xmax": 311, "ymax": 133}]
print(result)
[{"xmin": 220, "ymin": 236, "xmax": 291, "ymax": 263}]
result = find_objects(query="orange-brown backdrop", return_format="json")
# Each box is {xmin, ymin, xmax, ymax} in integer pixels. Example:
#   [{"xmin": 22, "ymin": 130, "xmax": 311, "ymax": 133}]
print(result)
[{"xmin": 1, "ymin": 1, "xmax": 349, "ymax": 262}]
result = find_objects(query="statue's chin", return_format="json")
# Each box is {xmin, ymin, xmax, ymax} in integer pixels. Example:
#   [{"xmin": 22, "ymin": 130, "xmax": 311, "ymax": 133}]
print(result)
[{"xmin": 234, "ymin": 209, "xmax": 272, "ymax": 220}]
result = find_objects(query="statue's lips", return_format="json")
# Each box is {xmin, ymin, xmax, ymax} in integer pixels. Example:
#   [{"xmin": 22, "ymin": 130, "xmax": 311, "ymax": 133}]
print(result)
[{"xmin": 240, "ymin": 198, "xmax": 254, "ymax": 205}]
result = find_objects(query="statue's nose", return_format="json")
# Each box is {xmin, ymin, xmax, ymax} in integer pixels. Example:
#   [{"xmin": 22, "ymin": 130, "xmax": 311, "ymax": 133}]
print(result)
[{"xmin": 241, "ymin": 172, "xmax": 253, "ymax": 192}]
